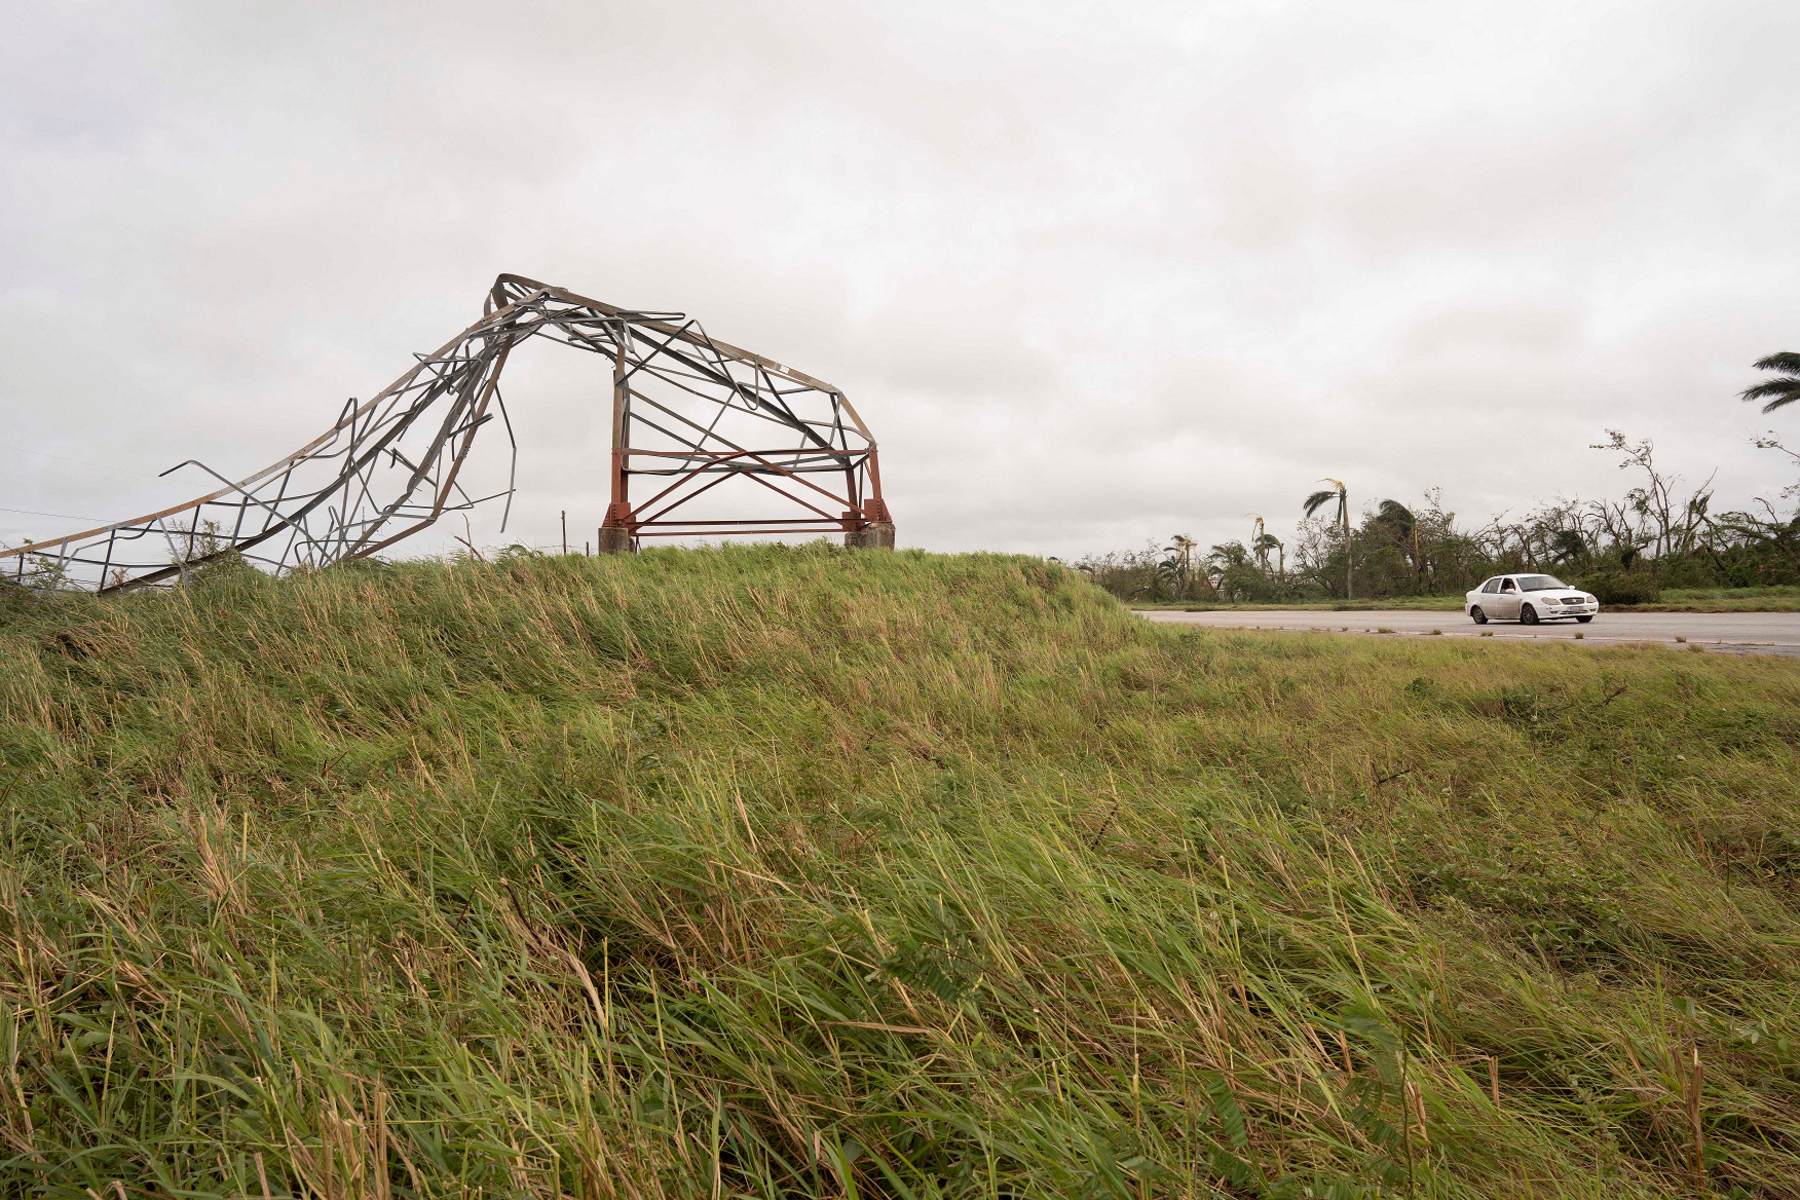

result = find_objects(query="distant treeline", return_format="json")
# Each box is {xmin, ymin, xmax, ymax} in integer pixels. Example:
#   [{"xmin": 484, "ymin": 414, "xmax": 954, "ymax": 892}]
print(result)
[{"xmin": 1074, "ymin": 429, "xmax": 1800, "ymax": 605}]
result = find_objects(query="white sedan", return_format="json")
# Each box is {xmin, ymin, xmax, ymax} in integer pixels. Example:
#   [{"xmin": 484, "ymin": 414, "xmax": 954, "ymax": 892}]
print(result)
[{"xmin": 1465, "ymin": 574, "xmax": 1599, "ymax": 625}]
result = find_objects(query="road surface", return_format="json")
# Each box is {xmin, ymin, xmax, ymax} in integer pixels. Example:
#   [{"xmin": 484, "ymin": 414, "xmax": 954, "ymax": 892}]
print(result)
[{"xmin": 1137, "ymin": 609, "xmax": 1800, "ymax": 657}]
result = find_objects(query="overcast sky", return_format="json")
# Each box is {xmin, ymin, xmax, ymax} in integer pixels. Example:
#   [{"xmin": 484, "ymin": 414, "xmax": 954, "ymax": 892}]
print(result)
[{"xmin": 4, "ymin": 0, "xmax": 1797, "ymax": 560}]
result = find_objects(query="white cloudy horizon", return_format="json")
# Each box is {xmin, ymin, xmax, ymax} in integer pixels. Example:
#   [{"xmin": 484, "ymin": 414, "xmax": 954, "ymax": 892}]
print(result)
[{"xmin": 3, "ymin": 0, "xmax": 1797, "ymax": 564}]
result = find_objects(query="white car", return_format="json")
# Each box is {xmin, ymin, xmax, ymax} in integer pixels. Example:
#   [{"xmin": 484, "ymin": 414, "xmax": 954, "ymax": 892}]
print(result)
[{"xmin": 1464, "ymin": 574, "xmax": 1599, "ymax": 625}]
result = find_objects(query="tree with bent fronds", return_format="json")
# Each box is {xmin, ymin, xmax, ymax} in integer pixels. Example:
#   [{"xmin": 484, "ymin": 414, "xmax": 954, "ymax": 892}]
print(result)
[
  {"xmin": 1743, "ymin": 355, "xmax": 1800, "ymax": 501},
  {"xmin": 1159, "ymin": 534, "xmax": 1198, "ymax": 599},
  {"xmin": 1741, "ymin": 353, "xmax": 1800, "ymax": 414},
  {"xmin": 1303, "ymin": 479, "xmax": 1352, "ymax": 599},
  {"xmin": 1548, "ymin": 528, "xmax": 1587, "ymax": 566},
  {"xmin": 1255, "ymin": 532, "xmax": 1285, "ymax": 578},
  {"xmin": 1376, "ymin": 500, "xmax": 1414, "ymax": 536},
  {"xmin": 1375, "ymin": 499, "xmax": 1424, "ymax": 586},
  {"xmin": 1206, "ymin": 539, "xmax": 1275, "ymax": 602},
  {"xmin": 1246, "ymin": 514, "xmax": 1282, "ymax": 574}
]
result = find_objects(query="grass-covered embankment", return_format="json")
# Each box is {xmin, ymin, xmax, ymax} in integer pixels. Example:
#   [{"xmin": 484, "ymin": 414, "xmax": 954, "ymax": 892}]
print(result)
[{"xmin": 3, "ymin": 546, "xmax": 1799, "ymax": 1198}]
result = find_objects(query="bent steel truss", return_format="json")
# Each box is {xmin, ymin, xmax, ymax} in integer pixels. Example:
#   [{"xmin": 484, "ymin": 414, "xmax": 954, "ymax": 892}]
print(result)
[{"xmin": 1, "ymin": 273, "xmax": 892, "ymax": 592}]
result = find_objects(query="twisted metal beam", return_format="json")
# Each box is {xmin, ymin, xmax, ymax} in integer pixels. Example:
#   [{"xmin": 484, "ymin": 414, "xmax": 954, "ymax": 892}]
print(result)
[{"xmin": 1, "ymin": 274, "xmax": 893, "ymax": 591}]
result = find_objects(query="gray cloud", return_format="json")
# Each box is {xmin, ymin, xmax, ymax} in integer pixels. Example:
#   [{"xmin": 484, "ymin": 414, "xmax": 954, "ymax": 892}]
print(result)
[{"xmin": 4, "ymin": 0, "xmax": 1796, "ymax": 561}]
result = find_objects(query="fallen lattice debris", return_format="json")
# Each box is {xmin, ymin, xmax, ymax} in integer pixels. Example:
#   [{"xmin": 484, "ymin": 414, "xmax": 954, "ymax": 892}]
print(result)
[{"xmin": 2, "ymin": 274, "xmax": 893, "ymax": 591}]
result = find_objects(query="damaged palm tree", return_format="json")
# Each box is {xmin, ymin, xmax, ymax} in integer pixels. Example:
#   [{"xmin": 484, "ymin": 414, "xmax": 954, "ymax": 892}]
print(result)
[{"xmin": 0, "ymin": 273, "xmax": 893, "ymax": 592}]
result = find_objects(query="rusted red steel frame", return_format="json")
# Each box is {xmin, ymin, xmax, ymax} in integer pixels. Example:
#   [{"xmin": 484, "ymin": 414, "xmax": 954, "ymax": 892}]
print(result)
[{"xmin": 619, "ymin": 446, "xmax": 877, "ymax": 534}]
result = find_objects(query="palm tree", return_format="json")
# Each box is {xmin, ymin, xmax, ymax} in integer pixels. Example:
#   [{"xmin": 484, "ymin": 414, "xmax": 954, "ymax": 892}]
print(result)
[
  {"xmin": 1377, "ymin": 499, "xmax": 1422, "ymax": 580},
  {"xmin": 1303, "ymin": 478, "xmax": 1352, "ymax": 599},
  {"xmin": 1245, "ymin": 514, "xmax": 1267, "ymax": 570},
  {"xmin": 1548, "ymin": 528, "xmax": 1586, "ymax": 566},
  {"xmin": 1255, "ymin": 532, "xmax": 1285, "ymax": 577},
  {"xmin": 1376, "ymin": 500, "xmax": 1414, "ymax": 536},
  {"xmin": 1741, "ymin": 353, "xmax": 1800, "ymax": 413},
  {"xmin": 1161, "ymin": 534, "xmax": 1197, "ymax": 597}
]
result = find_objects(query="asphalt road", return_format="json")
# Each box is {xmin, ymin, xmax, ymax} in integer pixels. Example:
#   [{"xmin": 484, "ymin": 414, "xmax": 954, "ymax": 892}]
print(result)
[{"xmin": 1137, "ymin": 608, "xmax": 1800, "ymax": 657}]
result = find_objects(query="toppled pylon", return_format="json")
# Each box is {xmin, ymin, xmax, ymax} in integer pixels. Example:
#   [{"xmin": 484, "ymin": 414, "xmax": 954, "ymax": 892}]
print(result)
[{"xmin": 2, "ymin": 273, "xmax": 893, "ymax": 591}]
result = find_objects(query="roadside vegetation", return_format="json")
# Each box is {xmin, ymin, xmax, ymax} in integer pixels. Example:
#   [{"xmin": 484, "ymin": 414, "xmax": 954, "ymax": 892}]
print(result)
[
  {"xmin": 1076, "ymin": 423, "xmax": 1800, "ymax": 609},
  {"xmin": 1131, "ymin": 586, "xmax": 1800, "ymax": 615},
  {"xmin": 3, "ymin": 546, "xmax": 1799, "ymax": 1198}
]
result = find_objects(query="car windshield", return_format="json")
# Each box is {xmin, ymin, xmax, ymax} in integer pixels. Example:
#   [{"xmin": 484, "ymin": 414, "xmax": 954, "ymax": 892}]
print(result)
[{"xmin": 1516, "ymin": 575, "xmax": 1568, "ymax": 592}]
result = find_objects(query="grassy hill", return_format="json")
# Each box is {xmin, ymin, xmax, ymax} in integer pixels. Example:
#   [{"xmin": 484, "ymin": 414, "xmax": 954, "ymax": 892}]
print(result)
[{"xmin": 2, "ymin": 546, "xmax": 1798, "ymax": 1198}]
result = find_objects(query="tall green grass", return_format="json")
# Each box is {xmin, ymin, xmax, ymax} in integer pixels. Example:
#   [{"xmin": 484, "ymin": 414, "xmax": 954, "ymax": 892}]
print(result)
[{"xmin": 2, "ymin": 545, "xmax": 1798, "ymax": 1198}]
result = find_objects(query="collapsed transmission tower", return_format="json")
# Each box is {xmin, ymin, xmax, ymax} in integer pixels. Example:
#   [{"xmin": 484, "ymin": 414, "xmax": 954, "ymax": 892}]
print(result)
[{"xmin": 0, "ymin": 273, "xmax": 894, "ymax": 592}]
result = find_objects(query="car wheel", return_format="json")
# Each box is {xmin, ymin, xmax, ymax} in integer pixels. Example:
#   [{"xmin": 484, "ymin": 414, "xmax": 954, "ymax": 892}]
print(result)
[
  {"xmin": 1520, "ymin": 605, "xmax": 1539, "ymax": 625},
  {"xmin": 1470, "ymin": 606, "xmax": 1487, "ymax": 625},
  {"xmin": 1575, "ymin": 615, "xmax": 1593, "ymax": 624}
]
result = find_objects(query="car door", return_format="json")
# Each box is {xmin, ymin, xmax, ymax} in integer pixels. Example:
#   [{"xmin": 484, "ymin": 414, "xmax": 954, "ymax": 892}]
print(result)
[
  {"xmin": 1492, "ymin": 576, "xmax": 1522, "ymax": 620},
  {"xmin": 1475, "ymin": 577, "xmax": 1502, "ymax": 616}
]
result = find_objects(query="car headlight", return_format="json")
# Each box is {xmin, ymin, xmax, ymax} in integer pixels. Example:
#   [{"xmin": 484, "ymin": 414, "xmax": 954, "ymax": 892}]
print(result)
[{"xmin": 1542, "ymin": 597, "xmax": 1560, "ymax": 605}]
